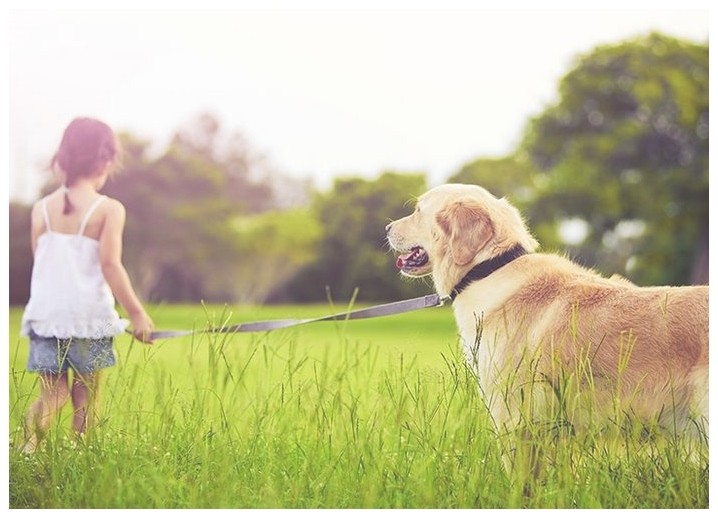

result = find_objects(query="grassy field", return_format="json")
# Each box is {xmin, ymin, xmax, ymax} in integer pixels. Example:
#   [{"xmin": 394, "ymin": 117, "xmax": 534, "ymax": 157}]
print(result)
[{"xmin": 8, "ymin": 303, "xmax": 709, "ymax": 509}]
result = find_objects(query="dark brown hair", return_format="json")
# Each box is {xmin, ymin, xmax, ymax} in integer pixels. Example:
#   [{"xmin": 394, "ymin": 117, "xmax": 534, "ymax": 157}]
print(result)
[{"xmin": 51, "ymin": 117, "xmax": 119, "ymax": 214}]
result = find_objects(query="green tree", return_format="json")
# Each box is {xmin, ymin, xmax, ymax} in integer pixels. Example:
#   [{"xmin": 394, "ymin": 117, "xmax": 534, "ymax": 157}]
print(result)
[
  {"xmin": 521, "ymin": 32, "xmax": 708, "ymax": 285},
  {"xmin": 102, "ymin": 113, "xmax": 307, "ymax": 303},
  {"xmin": 171, "ymin": 112, "xmax": 278, "ymax": 213},
  {"xmin": 278, "ymin": 172, "xmax": 430, "ymax": 302},
  {"xmin": 9, "ymin": 203, "xmax": 32, "ymax": 304},
  {"xmin": 233, "ymin": 208, "xmax": 323, "ymax": 303},
  {"xmin": 448, "ymin": 155, "xmax": 538, "ymax": 207},
  {"xmin": 111, "ymin": 138, "xmax": 244, "ymax": 301}
]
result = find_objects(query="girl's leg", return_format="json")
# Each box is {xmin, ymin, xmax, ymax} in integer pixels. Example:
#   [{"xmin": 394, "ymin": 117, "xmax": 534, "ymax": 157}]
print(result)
[
  {"xmin": 71, "ymin": 371, "xmax": 102, "ymax": 436},
  {"xmin": 23, "ymin": 373, "xmax": 71, "ymax": 452}
]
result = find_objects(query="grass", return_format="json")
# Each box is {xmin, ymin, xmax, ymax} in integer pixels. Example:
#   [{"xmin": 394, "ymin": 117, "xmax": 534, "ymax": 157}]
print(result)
[{"xmin": 8, "ymin": 303, "xmax": 709, "ymax": 508}]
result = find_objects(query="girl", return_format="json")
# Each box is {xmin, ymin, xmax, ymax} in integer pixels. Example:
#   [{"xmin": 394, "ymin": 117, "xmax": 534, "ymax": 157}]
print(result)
[{"xmin": 20, "ymin": 117, "xmax": 155, "ymax": 452}]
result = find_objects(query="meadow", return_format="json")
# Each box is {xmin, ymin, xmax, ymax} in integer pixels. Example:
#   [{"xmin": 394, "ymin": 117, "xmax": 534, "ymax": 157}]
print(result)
[{"xmin": 8, "ymin": 303, "xmax": 709, "ymax": 509}]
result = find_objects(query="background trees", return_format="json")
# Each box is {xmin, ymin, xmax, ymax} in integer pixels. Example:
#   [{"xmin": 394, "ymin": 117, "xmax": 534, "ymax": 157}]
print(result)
[
  {"xmin": 8, "ymin": 32, "xmax": 707, "ymax": 305},
  {"xmin": 8, "ymin": 203, "xmax": 32, "ymax": 304},
  {"xmin": 521, "ymin": 33, "xmax": 708, "ymax": 285},
  {"xmin": 276, "ymin": 172, "xmax": 429, "ymax": 303}
]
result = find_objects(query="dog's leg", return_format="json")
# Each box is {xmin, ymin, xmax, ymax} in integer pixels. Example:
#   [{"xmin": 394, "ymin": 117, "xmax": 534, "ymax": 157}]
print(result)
[{"xmin": 488, "ymin": 350, "xmax": 558, "ymax": 499}]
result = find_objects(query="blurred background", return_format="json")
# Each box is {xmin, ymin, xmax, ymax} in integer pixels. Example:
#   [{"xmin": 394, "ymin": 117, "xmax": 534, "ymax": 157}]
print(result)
[{"xmin": 7, "ymin": 7, "xmax": 708, "ymax": 305}]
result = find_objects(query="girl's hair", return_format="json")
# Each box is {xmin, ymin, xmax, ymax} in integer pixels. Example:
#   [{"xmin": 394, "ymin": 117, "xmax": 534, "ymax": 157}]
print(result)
[{"xmin": 51, "ymin": 117, "xmax": 119, "ymax": 214}]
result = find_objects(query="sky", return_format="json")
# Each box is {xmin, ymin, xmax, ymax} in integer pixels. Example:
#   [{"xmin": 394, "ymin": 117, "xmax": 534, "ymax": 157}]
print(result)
[{"xmin": 6, "ymin": 2, "xmax": 710, "ymax": 203}]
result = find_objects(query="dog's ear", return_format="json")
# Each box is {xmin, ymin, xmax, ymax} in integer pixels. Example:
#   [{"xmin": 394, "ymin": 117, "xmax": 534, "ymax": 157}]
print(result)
[{"xmin": 436, "ymin": 200, "xmax": 494, "ymax": 266}]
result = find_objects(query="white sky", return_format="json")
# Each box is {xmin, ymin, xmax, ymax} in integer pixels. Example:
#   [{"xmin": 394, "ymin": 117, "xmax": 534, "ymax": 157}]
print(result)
[{"xmin": 6, "ymin": 2, "xmax": 710, "ymax": 202}]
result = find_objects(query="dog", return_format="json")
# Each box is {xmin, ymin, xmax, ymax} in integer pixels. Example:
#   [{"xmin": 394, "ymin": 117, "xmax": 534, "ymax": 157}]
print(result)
[{"xmin": 386, "ymin": 184, "xmax": 708, "ymax": 447}]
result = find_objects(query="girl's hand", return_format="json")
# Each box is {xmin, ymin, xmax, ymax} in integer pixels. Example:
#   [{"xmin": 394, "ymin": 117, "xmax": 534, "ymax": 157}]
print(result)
[{"xmin": 130, "ymin": 312, "xmax": 155, "ymax": 344}]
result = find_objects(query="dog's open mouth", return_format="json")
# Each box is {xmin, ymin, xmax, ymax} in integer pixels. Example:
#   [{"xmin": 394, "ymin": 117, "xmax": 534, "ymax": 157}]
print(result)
[{"xmin": 396, "ymin": 246, "xmax": 429, "ymax": 273}]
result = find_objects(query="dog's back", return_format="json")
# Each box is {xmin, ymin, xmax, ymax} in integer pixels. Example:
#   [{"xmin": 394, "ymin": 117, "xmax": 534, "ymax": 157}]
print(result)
[{"xmin": 497, "ymin": 254, "xmax": 708, "ymax": 434}]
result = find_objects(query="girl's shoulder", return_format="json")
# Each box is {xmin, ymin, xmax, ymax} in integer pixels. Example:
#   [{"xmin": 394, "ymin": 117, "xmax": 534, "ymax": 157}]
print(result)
[
  {"xmin": 32, "ymin": 192, "xmax": 54, "ymax": 210},
  {"xmin": 99, "ymin": 195, "xmax": 126, "ymax": 215},
  {"xmin": 30, "ymin": 193, "xmax": 56, "ymax": 224},
  {"xmin": 79, "ymin": 195, "xmax": 127, "ymax": 240},
  {"xmin": 99, "ymin": 194, "xmax": 124, "ymax": 209},
  {"xmin": 95, "ymin": 196, "xmax": 127, "ymax": 229},
  {"xmin": 30, "ymin": 198, "xmax": 44, "ymax": 227}
]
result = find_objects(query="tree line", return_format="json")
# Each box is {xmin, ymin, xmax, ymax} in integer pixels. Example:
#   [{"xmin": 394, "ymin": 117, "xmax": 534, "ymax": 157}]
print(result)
[{"xmin": 8, "ymin": 33, "xmax": 708, "ymax": 306}]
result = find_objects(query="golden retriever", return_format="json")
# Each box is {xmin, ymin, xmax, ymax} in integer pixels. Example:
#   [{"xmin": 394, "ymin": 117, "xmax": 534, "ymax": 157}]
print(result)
[{"xmin": 386, "ymin": 183, "xmax": 708, "ymax": 443}]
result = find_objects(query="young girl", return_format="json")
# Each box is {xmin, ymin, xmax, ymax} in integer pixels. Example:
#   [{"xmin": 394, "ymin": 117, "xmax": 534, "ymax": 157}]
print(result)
[{"xmin": 20, "ymin": 117, "xmax": 155, "ymax": 452}]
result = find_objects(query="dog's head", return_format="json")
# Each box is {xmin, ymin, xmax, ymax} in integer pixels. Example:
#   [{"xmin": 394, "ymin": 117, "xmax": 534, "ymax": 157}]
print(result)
[{"xmin": 386, "ymin": 183, "xmax": 538, "ymax": 296}]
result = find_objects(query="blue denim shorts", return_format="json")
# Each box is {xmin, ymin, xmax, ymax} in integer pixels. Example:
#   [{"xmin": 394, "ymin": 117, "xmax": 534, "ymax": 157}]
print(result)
[{"xmin": 27, "ymin": 330, "xmax": 116, "ymax": 375}]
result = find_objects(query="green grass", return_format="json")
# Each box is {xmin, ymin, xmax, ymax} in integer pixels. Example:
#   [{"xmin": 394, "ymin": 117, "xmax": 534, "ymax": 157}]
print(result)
[{"xmin": 8, "ymin": 304, "xmax": 708, "ymax": 508}]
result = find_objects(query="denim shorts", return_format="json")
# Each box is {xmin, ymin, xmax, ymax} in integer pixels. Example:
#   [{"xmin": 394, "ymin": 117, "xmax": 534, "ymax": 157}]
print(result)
[{"xmin": 27, "ymin": 330, "xmax": 116, "ymax": 375}]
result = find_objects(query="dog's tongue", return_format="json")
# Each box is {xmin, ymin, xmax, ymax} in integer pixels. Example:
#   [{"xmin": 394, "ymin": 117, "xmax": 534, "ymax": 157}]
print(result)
[
  {"xmin": 396, "ymin": 247, "xmax": 427, "ymax": 270},
  {"xmin": 396, "ymin": 253, "xmax": 411, "ymax": 269}
]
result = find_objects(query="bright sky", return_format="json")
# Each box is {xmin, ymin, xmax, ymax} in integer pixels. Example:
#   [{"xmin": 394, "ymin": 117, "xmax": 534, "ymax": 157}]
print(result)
[{"xmin": 7, "ymin": 3, "xmax": 710, "ymax": 203}]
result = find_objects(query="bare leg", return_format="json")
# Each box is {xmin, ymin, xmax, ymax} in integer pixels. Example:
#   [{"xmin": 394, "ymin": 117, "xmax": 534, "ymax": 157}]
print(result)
[
  {"xmin": 71, "ymin": 371, "xmax": 101, "ymax": 436},
  {"xmin": 22, "ymin": 373, "xmax": 71, "ymax": 452}
]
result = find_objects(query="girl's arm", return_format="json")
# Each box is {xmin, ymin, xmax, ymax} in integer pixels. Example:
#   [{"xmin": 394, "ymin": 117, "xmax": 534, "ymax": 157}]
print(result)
[{"xmin": 99, "ymin": 199, "xmax": 154, "ymax": 343}]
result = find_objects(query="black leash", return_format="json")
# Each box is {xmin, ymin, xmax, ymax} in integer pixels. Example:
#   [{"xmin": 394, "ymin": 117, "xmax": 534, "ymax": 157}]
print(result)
[{"xmin": 142, "ymin": 293, "xmax": 446, "ymax": 340}]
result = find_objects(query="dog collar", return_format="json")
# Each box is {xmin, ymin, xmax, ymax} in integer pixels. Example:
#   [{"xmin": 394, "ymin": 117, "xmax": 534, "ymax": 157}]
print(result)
[{"xmin": 449, "ymin": 244, "xmax": 528, "ymax": 299}]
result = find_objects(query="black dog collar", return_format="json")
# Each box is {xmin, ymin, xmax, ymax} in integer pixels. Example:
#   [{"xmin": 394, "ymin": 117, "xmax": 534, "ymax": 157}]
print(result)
[{"xmin": 449, "ymin": 244, "xmax": 528, "ymax": 299}]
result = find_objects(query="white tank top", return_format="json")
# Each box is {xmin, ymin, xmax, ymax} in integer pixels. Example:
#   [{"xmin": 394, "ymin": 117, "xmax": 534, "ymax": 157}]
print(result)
[{"xmin": 21, "ymin": 196, "xmax": 129, "ymax": 339}]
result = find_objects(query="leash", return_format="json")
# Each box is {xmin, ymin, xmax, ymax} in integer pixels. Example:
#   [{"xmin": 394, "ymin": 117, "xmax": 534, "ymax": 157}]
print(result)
[
  {"xmin": 132, "ymin": 245, "xmax": 528, "ymax": 340},
  {"xmin": 138, "ymin": 293, "xmax": 447, "ymax": 340}
]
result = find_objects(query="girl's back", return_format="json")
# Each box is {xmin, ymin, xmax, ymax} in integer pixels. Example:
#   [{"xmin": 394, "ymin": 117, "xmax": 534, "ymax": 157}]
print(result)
[
  {"xmin": 33, "ymin": 189, "xmax": 117, "ymax": 243},
  {"xmin": 24, "ymin": 189, "xmax": 127, "ymax": 340}
]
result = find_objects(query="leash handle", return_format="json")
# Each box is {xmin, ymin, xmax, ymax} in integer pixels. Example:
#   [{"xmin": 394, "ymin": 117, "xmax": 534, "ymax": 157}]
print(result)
[{"xmin": 131, "ymin": 294, "xmax": 444, "ymax": 340}]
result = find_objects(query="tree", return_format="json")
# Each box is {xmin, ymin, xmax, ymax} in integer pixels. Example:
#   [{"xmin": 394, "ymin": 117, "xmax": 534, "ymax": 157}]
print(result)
[
  {"xmin": 233, "ymin": 208, "xmax": 322, "ymax": 303},
  {"xmin": 121, "ymin": 142, "xmax": 243, "ymax": 301},
  {"xmin": 277, "ymin": 172, "xmax": 430, "ymax": 302},
  {"xmin": 102, "ymin": 113, "xmax": 312, "ymax": 303},
  {"xmin": 447, "ymin": 155, "xmax": 538, "ymax": 207},
  {"xmin": 521, "ymin": 33, "xmax": 708, "ymax": 285},
  {"xmin": 9, "ymin": 203, "xmax": 32, "ymax": 304},
  {"xmin": 171, "ymin": 112, "xmax": 278, "ymax": 213}
]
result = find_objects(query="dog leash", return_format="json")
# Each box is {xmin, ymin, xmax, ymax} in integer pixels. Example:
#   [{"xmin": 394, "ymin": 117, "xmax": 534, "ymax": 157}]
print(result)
[
  {"xmin": 138, "ymin": 293, "xmax": 447, "ymax": 340},
  {"xmin": 131, "ymin": 248, "xmax": 529, "ymax": 340}
]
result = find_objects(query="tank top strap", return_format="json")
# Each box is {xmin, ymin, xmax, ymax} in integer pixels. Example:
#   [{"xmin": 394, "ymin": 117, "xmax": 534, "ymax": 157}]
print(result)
[
  {"xmin": 78, "ymin": 195, "xmax": 107, "ymax": 236},
  {"xmin": 41, "ymin": 197, "xmax": 52, "ymax": 231}
]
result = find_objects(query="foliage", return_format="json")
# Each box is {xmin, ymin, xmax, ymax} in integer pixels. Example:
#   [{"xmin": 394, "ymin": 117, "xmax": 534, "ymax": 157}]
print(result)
[
  {"xmin": 8, "ymin": 203, "xmax": 33, "ymax": 304},
  {"xmin": 7, "ymin": 33, "xmax": 708, "ymax": 305},
  {"xmin": 103, "ymin": 133, "xmax": 245, "ymax": 302},
  {"xmin": 232, "ymin": 208, "xmax": 323, "ymax": 303},
  {"xmin": 448, "ymin": 155, "xmax": 537, "ymax": 206},
  {"xmin": 277, "ymin": 172, "xmax": 432, "ymax": 303},
  {"xmin": 521, "ymin": 33, "xmax": 708, "ymax": 285}
]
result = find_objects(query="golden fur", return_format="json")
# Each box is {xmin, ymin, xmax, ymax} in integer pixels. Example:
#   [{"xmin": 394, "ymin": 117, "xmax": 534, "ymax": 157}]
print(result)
[{"xmin": 387, "ymin": 183, "xmax": 708, "ymax": 437}]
